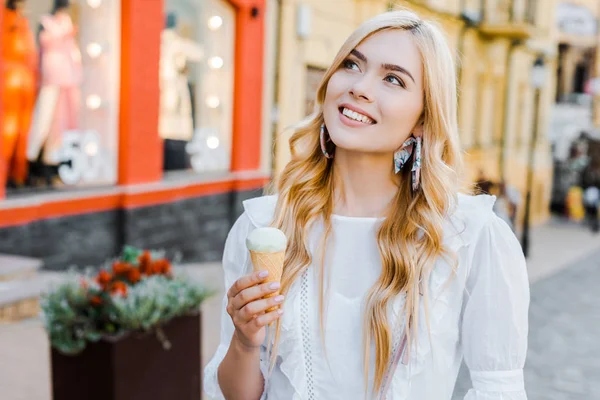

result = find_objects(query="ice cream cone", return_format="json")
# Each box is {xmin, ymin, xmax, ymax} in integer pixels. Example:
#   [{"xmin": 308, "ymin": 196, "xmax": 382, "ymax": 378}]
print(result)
[
  {"xmin": 246, "ymin": 227, "xmax": 287, "ymax": 313},
  {"xmin": 250, "ymin": 250, "xmax": 284, "ymax": 289}
]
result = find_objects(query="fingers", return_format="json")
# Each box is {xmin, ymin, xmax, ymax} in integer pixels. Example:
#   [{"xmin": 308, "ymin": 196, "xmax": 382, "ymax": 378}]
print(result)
[
  {"xmin": 235, "ymin": 295, "xmax": 285, "ymax": 324},
  {"xmin": 231, "ymin": 281, "xmax": 281, "ymax": 311},
  {"xmin": 251, "ymin": 308, "xmax": 284, "ymax": 330},
  {"xmin": 227, "ymin": 270, "xmax": 270, "ymax": 299}
]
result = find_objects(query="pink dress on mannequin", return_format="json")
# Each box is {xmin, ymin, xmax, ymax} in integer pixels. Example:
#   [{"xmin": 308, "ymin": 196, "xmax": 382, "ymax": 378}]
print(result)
[{"xmin": 27, "ymin": 11, "xmax": 82, "ymax": 166}]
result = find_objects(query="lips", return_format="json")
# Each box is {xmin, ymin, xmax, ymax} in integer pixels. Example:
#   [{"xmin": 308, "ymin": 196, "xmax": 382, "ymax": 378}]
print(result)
[{"xmin": 338, "ymin": 104, "xmax": 376, "ymax": 125}]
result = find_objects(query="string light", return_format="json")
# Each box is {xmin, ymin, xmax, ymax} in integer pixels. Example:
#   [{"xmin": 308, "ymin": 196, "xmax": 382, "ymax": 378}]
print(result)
[
  {"xmin": 87, "ymin": 43, "xmax": 103, "ymax": 58},
  {"xmin": 208, "ymin": 56, "xmax": 224, "ymax": 69},
  {"xmin": 207, "ymin": 136, "xmax": 220, "ymax": 149},
  {"xmin": 86, "ymin": 95, "xmax": 102, "ymax": 110},
  {"xmin": 85, "ymin": 141, "xmax": 99, "ymax": 156},
  {"xmin": 87, "ymin": 0, "xmax": 102, "ymax": 8},
  {"xmin": 208, "ymin": 16, "xmax": 223, "ymax": 30},
  {"xmin": 206, "ymin": 96, "xmax": 220, "ymax": 108}
]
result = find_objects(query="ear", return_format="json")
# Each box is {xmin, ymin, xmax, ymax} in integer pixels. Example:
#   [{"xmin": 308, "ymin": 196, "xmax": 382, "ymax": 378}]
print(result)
[
  {"xmin": 412, "ymin": 122, "xmax": 424, "ymax": 138},
  {"xmin": 411, "ymin": 114, "xmax": 425, "ymax": 138}
]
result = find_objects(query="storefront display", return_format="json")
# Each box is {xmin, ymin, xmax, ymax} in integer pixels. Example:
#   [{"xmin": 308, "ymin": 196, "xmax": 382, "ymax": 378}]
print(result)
[
  {"xmin": 163, "ymin": 0, "xmax": 235, "ymax": 172},
  {"xmin": 1, "ymin": 0, "xmax": 120, "ymax": 191},
  {"xmin": 0, "ymin": 0, "xmax": 270, "ymax": 271}
]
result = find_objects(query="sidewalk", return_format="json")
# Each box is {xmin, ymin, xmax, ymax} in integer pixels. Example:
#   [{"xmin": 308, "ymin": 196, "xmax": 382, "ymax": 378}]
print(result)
[
  {"xmin": 1, "ymin": 218, "xmax": 600, "ymax": 400},
  {"xmin": 524, "ymin": 217, "xmax": 600, "ymax": 283}
]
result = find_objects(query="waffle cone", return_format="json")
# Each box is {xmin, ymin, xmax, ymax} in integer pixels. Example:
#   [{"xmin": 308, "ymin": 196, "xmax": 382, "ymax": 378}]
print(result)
[{"xmin": 250, "ymin": 250, "xmax": 285, "ymax": 311}]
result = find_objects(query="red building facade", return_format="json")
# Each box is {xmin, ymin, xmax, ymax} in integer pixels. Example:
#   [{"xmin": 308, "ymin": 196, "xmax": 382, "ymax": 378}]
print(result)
[{"xmin": 0, "ymin": 0, "xmax": 270, "ymax": 269}]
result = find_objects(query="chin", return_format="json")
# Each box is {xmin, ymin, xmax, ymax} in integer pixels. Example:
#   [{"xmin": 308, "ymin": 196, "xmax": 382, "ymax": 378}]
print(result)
[{"xmin": 330, "ymin": 139, "xmax": 376, "ymax": 154}]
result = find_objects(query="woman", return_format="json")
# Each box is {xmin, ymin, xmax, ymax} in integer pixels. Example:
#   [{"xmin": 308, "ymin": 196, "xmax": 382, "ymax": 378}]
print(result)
[{"xmin": 205, "ymin": 10, "xmax": 529, "ymax": 400}]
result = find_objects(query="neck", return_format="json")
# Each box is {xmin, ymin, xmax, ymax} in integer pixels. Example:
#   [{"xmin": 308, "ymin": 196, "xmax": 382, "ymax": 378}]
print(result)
[{"xmin": 331, "ymin": 148, "xmax": 400, "ymax": 218}]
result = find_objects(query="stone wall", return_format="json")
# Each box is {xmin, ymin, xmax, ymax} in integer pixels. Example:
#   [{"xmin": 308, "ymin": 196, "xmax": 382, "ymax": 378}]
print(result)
[{"xmin": 0, "ymin": 189, "xmax": 262, "ymax": 270}]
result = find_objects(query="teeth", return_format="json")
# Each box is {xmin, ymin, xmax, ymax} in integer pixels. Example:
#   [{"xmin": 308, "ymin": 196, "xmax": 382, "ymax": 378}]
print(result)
[{"xmin": 342, "ymin": 107, "xmax": 374, "ymax": 124}]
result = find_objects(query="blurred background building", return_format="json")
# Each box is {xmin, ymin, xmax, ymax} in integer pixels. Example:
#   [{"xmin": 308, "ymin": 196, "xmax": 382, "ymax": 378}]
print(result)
[
  {"xmin": 1, "ymin": 0, "xmax": 600, "ymax": 267},
  {"xmin": 272, "ymin": 0, "xmax": 598, "ymax": 231},
  {"xmin": 0, "ymin": 0, "xmax": 271, "ymax": 270}
]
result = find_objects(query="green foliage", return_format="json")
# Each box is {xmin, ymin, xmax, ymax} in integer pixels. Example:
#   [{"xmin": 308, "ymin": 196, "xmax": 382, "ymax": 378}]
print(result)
[{"xmin": 41, "ymin": 247, "xmax": 215, "ymax": 355}]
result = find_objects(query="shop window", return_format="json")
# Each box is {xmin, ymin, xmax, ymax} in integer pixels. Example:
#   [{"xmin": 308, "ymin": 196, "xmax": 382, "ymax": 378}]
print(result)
[
  {"xmin": 305, "ymin": 66, "xmax": 326, "ymax": 117},
  {"xmin": 161, "ymin": 0, "xmax": 235, "ymax": 174},
  {"xmin": 2, "ymin": 0, "xmax": 121, "ymax": 194}
]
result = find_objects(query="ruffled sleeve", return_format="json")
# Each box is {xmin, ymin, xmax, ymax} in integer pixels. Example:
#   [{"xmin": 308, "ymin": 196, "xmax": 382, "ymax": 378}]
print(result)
[
  {"xmin": 461, "ymin": 211, "xmax": 530, "ymax": 400},
  {"xmin": 202, "ymin": 212, "xmax": 270, "ymax": 399}
]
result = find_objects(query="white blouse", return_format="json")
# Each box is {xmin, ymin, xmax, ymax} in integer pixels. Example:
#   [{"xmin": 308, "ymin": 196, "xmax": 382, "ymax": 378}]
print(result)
[{"xmin": 204, "ymin": 193, "xmax": 530, "ymax": 400}]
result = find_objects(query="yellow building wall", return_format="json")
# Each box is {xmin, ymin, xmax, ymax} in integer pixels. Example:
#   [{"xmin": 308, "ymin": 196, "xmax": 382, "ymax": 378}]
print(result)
[
  {"xmin": 274, "ymin": 0, "xmax": 389, "ymax": 171},
  {"xmin": 273, "ymin": 0, "xmax": 559, "ymax": 226}
]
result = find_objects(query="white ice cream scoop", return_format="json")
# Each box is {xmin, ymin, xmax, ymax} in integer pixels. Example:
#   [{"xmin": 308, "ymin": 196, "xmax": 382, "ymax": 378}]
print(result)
[{"xmin": 246, "ymin": 227, "xmax": 287, "ymax": 253}]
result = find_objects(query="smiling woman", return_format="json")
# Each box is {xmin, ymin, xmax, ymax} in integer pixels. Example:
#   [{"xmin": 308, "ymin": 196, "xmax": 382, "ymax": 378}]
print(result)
[{"xmin": 205, "ymin": 9, "xmax": 529, "ymax": 400}]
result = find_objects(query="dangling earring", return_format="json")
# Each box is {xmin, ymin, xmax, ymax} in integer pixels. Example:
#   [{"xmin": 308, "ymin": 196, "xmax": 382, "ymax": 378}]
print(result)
[
  {"xmin": 411, "ymin": 136, "xmax": 422, "ymax": 191},
  {"xmin": 320, "ymin": 124, "xmax": 334, "ymax": 159},
  {"xmin": 394, "ymin": 137, "xmax": 416, "ymax": 174},
  {"xmin": 393, "ymin": 136, "xmax": 422, "ymax": 191}
]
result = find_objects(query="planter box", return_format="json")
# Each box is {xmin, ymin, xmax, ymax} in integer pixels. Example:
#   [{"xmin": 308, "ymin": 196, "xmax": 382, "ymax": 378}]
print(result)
[{"xmin": 51, "ymin": 313, "xmax": 201, "ymax": 400}]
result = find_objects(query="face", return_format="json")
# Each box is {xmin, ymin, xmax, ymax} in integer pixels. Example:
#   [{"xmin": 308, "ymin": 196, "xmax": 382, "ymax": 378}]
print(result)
[{"xmin": 323, "ymin": 29, "xmax": 425, "ymax": 155}]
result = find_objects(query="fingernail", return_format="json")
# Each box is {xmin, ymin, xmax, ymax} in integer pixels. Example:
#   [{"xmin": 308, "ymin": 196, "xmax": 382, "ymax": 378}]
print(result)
[
  {"xmin": 277, "ymin": 309, "xmax": 284, "ymax": 314},
  {"xmin": 269, "ymin": 282, "xmax": 280, "ymax": 290},
  {"xmin": 274, "ymin": 295, "xmax": 285, "ymax": 303},
  {"xmin": 258, "ymin": 270, "xmax": 269, "ymax": 278}
]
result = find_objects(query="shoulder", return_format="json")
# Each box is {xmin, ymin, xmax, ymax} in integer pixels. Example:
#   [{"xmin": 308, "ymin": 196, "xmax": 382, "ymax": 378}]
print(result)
[
  {"xmin": 224, "ymin": 194, "xmax": 278, "ymax": 253},
  {"xmin": 448, "ymin": 193, "xmax": 526, "ymax": 279},
  {"xmin": 241, "ymin": 194, "xmax": 279, "ymax": 227},
  {"xmin": 221, "ymin": 195, "xmax": 278, "ymax": 277},
  {"xmin": 239, "ymin": 192, "xmax": 513, "ymax": 249},
  {"xmin": 443, "ymin": 192, "xmax": 498, "ymax": 249}
]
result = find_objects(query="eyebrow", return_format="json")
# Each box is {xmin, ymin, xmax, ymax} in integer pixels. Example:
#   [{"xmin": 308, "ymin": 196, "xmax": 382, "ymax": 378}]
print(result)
[{"xmin": 350, "ymin": 49, "xmax": 416, "ymax": 84}]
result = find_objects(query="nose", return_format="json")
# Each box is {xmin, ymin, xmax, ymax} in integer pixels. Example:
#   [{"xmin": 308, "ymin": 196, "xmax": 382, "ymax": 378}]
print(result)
[{"xmin": 349, "ymin": 76, "xmax": 373, "ymax": 103}]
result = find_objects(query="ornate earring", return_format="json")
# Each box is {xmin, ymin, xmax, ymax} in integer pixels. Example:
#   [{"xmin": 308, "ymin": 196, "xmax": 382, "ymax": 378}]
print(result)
[
  {"xmin": 411, "ymin": 136, "xmax": 422, "ymax": 191},
  {"xmin": 393, "ymin": 136, "xmax": 422, "ymax": 191},
  {"xmin": 320, "ymin": 124, "xmax": 334, "ymax": 159},
  {"xmin": 394, "ymin": 137, "xmax": 416, "ymax": 174}
]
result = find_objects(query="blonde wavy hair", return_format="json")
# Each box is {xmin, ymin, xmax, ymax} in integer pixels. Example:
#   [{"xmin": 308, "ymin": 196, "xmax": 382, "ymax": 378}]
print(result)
[{"xmin": 267, "ymin": 9, "xmax": 463, "ymax": 397}]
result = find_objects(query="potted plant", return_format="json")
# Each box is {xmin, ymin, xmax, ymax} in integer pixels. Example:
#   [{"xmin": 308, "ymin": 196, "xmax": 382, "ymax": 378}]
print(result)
[{"xmin": 42, "ymin": 246, "xmax": 214, "ymax": 400}]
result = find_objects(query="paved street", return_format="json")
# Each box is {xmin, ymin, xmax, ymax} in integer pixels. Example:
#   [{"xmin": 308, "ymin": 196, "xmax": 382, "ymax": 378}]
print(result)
[
  {"xmin": 453, "ymin": 246, "xmax": 600, "ymax": 400},
  {"xmin": 1, "ymin": 219, "xmax": 600, "ymax": 400}
]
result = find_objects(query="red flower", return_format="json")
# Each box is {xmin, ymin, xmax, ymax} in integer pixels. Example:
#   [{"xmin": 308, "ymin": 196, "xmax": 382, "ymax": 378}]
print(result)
[
  {"xmin": 151, "ymin": 259, "xmax": 171, "ymax": 276},
  {"xmin": 110, "ymin": 281, "xmax": 128, "ymax": 297},
  {"xmin": 96, "ymin": 270, "xmax": 112, "ymax": 289},
  {"xmin": 112, "ymin": 261, "xmax": 132, "ymax": 276},
  {"xmin": 90, "ymin": 296, "xmax": 103, "ymax": 306},
  {"xmin": 138, "ymin": 251, "xmax": 152, "ymax": 275},
  {"xmin": 127, "ymin": 268, "xmax": 141, "ymax": 284}
]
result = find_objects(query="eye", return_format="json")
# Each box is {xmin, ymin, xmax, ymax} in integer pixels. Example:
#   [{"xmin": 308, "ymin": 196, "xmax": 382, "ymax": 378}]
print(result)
[
  {"xmin": 342, "ymin": 59, "xmax": 360, "ymax": 71},
  {"xmin": 385, "ymin": 74, "xmax": 405, "ymax": 88}
]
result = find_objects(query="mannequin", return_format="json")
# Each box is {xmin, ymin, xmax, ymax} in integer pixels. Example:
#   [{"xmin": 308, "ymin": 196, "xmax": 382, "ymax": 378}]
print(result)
[
  {"xmin": 2, "ymin": 0, "xmax": 38, "ymax": 187},
  {"xmin": 27, "ymin": 0, "xmax": 81, "ymax": 180},
  {"xmin": 159, "ymin": 12, "xmax": 204, "ymax": 142}
]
